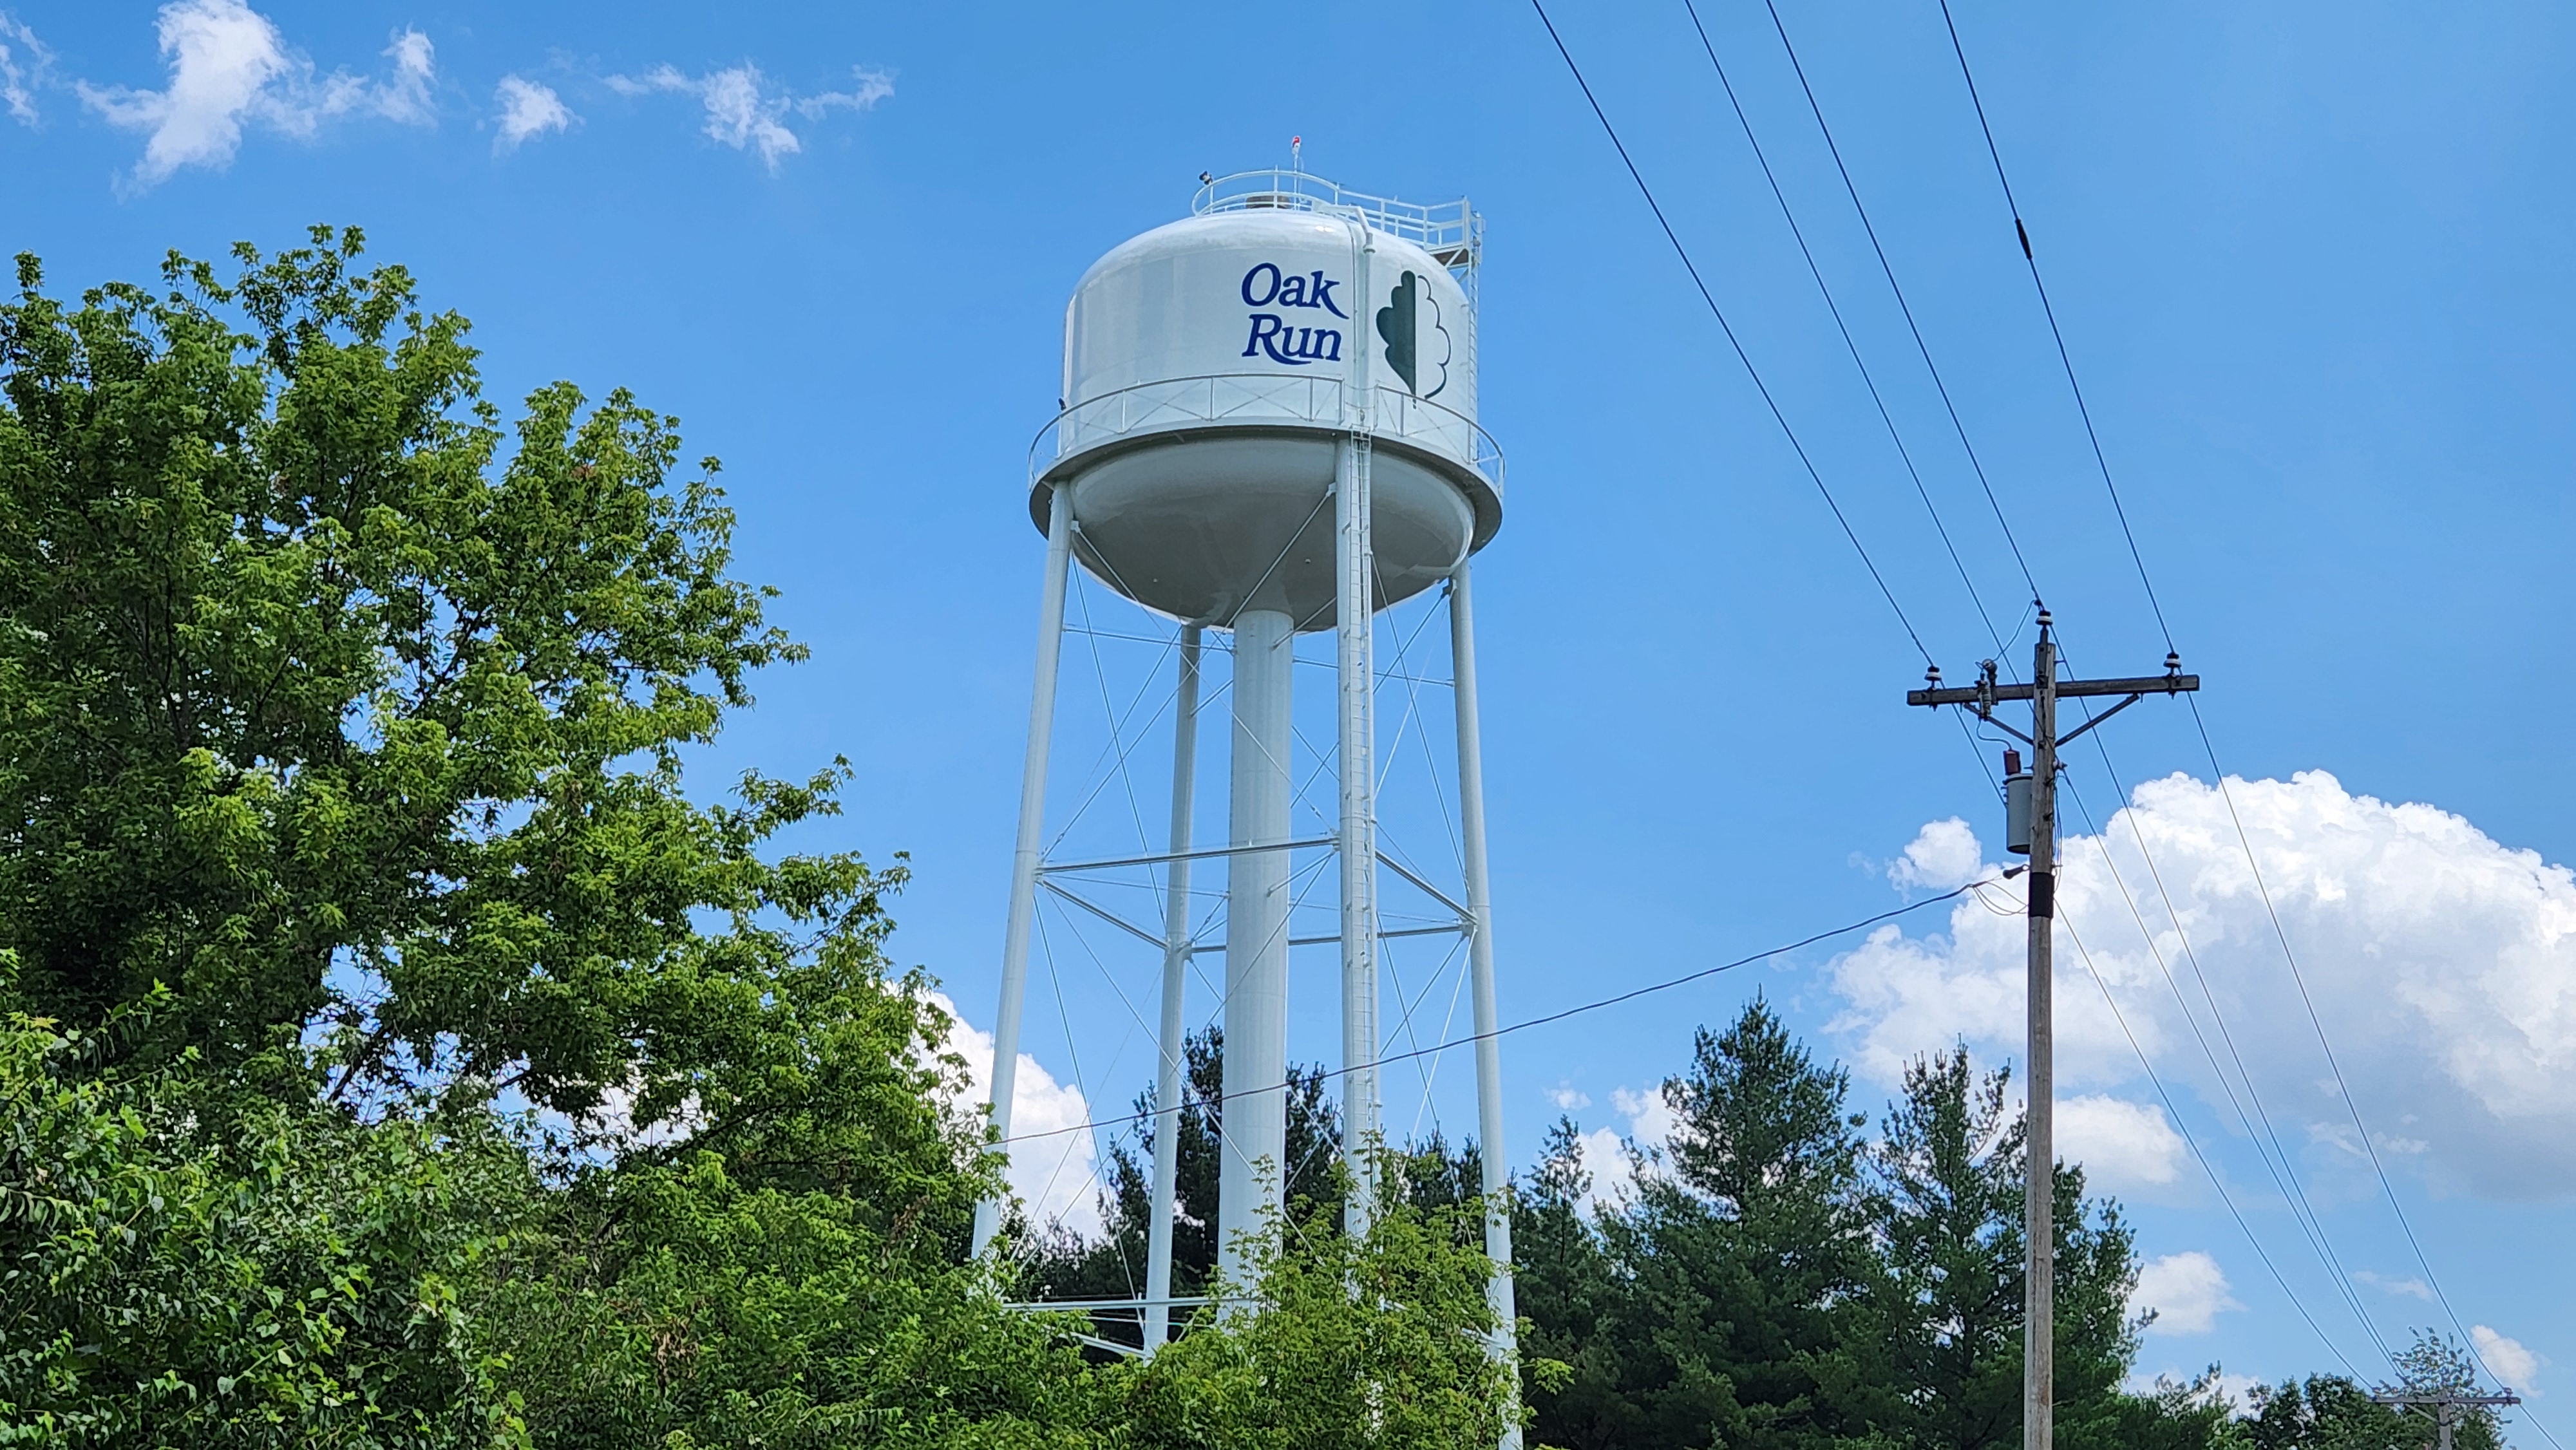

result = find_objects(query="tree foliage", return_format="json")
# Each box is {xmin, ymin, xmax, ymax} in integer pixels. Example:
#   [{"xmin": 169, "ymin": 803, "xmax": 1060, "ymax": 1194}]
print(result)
[
  {"xmin": 1018, "ymin": 1026, "xmax": 1344, "ymax": 1332},
  {"xmin": 0, "ymin": 231, "xmax": 2483, "ymax": 1449},
  {"xmin": 0, "ymin": 226, "xmax": 822, "ymax": 1124},
  {"xmin": 1506, "ymin": 1001, "xmax": 2244, "ymax": 1450},
  {"xmin": 0, "ymin": 232, "xmax": 1522, "ymax": 1449}
]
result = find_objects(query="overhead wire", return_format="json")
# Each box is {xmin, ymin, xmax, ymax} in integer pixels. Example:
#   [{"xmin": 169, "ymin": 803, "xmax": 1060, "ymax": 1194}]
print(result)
[
  {"xmin": 1933, "ymin": 0, "xmax": 2170, "ymax": 652},
  {"xmin": 1753, "ymin": 0, "xmax": 2037, "ymax": 601},
  {"xmin": 1678, "ymin": 0, "xmax": 2007, "ymax": 650},
  {"xmin": 2034, "ymin": 889, "xmax": 2370, "ymax": 1378},
  {"xmin": 2186, "ymin": 697, "xmax": 2552, "ymax": 1429},
  {"xmin": 1531, "ymin": 0, "xmax": 1937, "ymax": 668},
  {"xmin": 2050, "ymin": 751, "xmax": 2397, "ymax": 1370},
  {"xmin": 992, "ymin": 879, "xmax": 1981, "ymax": 1149},
  {"xmin": 1935, "ymin": 6, "xmax": 2539, "ymax": 1411}
]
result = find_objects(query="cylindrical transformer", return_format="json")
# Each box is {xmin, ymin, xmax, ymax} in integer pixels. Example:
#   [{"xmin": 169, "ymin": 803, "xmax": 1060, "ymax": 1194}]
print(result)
[{"xmin": 2004, "ymin": 748, "xmax": 2033, "ymax": 856}]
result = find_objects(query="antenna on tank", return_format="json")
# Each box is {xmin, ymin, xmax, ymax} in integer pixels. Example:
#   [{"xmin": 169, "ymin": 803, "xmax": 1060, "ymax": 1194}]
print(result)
[{"xmin": 1291, "ymin": 135, "xmax": 1302, "ymax": 172}]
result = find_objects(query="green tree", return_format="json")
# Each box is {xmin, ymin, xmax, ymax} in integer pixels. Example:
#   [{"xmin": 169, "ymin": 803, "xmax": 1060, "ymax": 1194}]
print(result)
[
  {"xmin": 0, "ymin": 227, "xmax": 840, "ymax": 1134},
  {"xmin": 1019, "ymin": 1026, "xmax": 1344, "ymax": 1342},
  {"xmin": 1870, "ymin": 1046, "xmax": 2157, "ymax": 1450},
  {"xmin": 1512, "ymin": 1118, "xmax": 1629, "ymax": 1450},
  {"xmin": 0, "ymin": 986, "xmax": 536, "ymax": 1447},
  {"xmin": 2236, "ymin": 1334, "xmax": 2510, "ymax": 1450},
  {"xmin": 1870, "ymin": 1048, "xmax": 2027, "ymax": 1450},
  {"xmin": 1122, "ymin": 1164, "xmax": 1519, "ymax": 1450},
  {"xmin": 0, "ymin": 231, "xmax": 1104, "ymax": 1447},
  {"xmin": 1573, "ymin": 999, "xmax": 1888, "ymax": 1450}
]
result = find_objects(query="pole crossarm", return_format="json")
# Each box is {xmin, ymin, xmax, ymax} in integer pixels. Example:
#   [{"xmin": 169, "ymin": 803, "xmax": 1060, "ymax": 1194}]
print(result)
[
  {"xmin": 1894, "ymin": 612, "xmax": 2202, "ymax": 1450},
  {"xmin": 1905, "ymin": 672, "xmax": 2199, "ymax": 708},
  {"xmin": 2369, "ymin": 1389, "xmax": 2521, "ymax": 1450},
  {"xmin": 2371, "ymin": 1393, "xmax": 2523, "ymax": 1407}
]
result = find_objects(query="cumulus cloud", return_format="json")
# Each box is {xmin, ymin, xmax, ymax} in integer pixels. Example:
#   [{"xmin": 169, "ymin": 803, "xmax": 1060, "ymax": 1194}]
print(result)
[
  {"xmin": 76, "ymin": 0, "xmax": 437, "ymax": 187},
  {"xmin": 608, "ymin": 61, "xmax": 891, "ymax": 172},
  {"xmin": 927, "ymin": 992, "xmax": 1101, "ymax": 1237},
  {"xmin": 1890, "ymin": 817, "xmax": 1985, "ymax": 892},
  {"xmin": 2474, "ymin": 1324, "xmax": 2541, "ymax": 1390},
  {"xmin": 493, "ymin": 74, "xmax": 571, "ymax": 153},
  {"xmin": 1828, "ymin": 773, "xmax": 2576, "ymax": 1200},
  {"xmin": 1547, "ymin": 1085, "xmax": 1591, "ymax": 1111},
  {"xmin": 1564, "ymin": 1084, "xmax": 1676, "ymax": 1213},
  {"xmin": 1, "ymin": 14, "xmax": 54, "ymax": 125},
  {"xmin": 2132, "ymin": 1250, "xmax": 2242, "ymax": 1335},
  {"xmin": 2059, "ymin": 1094, "xmax": 2188, "ymax": 1192}
]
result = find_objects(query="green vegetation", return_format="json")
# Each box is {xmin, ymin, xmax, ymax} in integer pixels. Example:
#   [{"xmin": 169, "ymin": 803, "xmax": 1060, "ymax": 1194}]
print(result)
[{"xmin": 0, "ymin": 230, "xmax": 2510, "ymax": 1447}]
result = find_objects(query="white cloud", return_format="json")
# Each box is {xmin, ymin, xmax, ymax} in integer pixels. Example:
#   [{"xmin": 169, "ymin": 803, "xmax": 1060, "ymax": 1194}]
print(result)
[
  {"xmin": 927, "ymin": 992, "xmax": 1101, "ymax": 1237},
  {"xmin": 493, "ymin": 74, "xmax": 571, "ymax": 153},
  {"xmin": 1828, "ymin": 771, "xmax": 2576, "ymax": 1200},
  {"xmin": 1564, "ymin": 1084, "xmax": 1675, "ymax": 1214},
  {"xmin": 372, "ymin": 29, "xmax": 434, "ymax": 126},
  {"xmin": 1614, "ymin": 1084, "xmax": 1677, "ymax": 1160},
  {"xmin": 2474, "ymin": 1324, "xmax": 2541, "ymax": 1391},
  {"xmin": 1573, "ymin": 1124, "xmax": 1630, "ymax": 1210},
  {"xmin": 2354, "ymin": 1268, "xmax": 2436, "ymax": 1301},
  {"xmin": 76, "ymin": 1, "xmax": 437, "ymax": 188},
  {"xmin": 1, "ymin": 14, "xmax": 55, "ymax": 125},
  {"xmin": 1891, "ymin": 816, "xmax": 1985, "ymax": 892},
  {"xmin": 1547, "ymin": 1085, "xmax": 1591, "ymax": 1111},
  {"xmin": 2059, "ymin": 1094, "xmax": 2188, "ymax": 1191},
  {"xmin": 609, "ymin": 61, "xmax": 891, "ymax": 173},
  {"xmin": 2132, "ymin": 1250, "xmax": 2242, "ymax": 1335}
]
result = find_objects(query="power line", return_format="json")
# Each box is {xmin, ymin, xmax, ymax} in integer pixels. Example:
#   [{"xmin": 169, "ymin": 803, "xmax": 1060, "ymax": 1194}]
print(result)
[
  {"xmin": 1934, "ymin": 0, "xmax": 2172, "ymax": 652},
  {"xmin": 992, "ymin": 880, "xmax": 1978, "ymax": 1149},
  {"xmin": 1678, "ymin": 0, "xmax": 2005, "ymax": 652},
  {"xmin": 1752, "ymin": 0, "xmax": 2038, "ymax": 604},
  {"xmin": 2045, "ymin": 895, "xmax": 2370, "ymax": 1379},
  {"xmin": 2050, "ymin": 750, "xmax": 2398, "ymax": 1371},
  {"xmin": 1919, "ymin": 3, "xmax": 2532, "ymax": 1399},
  {"xmin": 2183, "ymin": 697, "xmax": 2546, "ymax": 1427},
  {"xmin": 1530, "ymin": 0, "xmax": 1936, "ymax": 668},
  {"xmin": 1933, "ymin": 0, "xmax": 2524, "ymax": 1402}
]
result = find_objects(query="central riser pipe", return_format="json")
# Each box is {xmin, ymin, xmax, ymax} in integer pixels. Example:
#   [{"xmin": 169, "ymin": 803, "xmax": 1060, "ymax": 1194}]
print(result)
[{"xmin": 1218, "ymin": 607, "xmax": 1294, "ymax": 1288}]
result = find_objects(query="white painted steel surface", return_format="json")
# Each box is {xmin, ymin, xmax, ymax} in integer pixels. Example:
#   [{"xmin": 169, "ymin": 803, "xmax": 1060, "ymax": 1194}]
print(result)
[
  {"xmin": 1218, "ymin": 608, "xmax": 1295, "ymax": 1290},
  {"xmin": 971, "ymin": 482, "xmax": 1075, "ymax": 1258},
  {"xmin": 984, "ymin": 184, "xmax": 1515, "ymax": 1439},
  {"xmin": 1145, "ymin": 628, "xmax": 1202, "ymax": 1352},
  {"xmin": 1335, "ymin": 429, "xmax": 1382, "ymax": 1234},
  {"xmin": 1031, "ymin": 197, "xmax": 1499, "ymax": 628},
  {"xmin": 1453, "ymin": 561, "xmax": 1522, "ymax": 1446}
]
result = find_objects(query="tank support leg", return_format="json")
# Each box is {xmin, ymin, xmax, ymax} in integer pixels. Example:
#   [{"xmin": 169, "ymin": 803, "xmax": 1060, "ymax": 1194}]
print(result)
[
  {"xmin": 1336, "ymin": 435, "xmax": 1381, "ymax": 1236},
  {"xmin": 972, "ymin": 482, "xmax": 1076, "ymax": 1257},
  {"xmin": 1218, "ymin": 607, "xmax": 1294, "ymax": 1294},
  {"xmin": 1146, "ymin": 626, "xmax": 1202, "ymax": 1351},
  {"xmin": 1452, "ymin": 561, "xmax": 1522, "ymax": 1448}
]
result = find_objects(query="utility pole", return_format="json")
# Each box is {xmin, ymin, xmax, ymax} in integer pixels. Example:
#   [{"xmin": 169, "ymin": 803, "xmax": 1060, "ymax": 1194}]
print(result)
[
  {"xmin": 1905, "ymin": 608, "xmax": 2197, "ymax": 1450},
  {"xmin": 2372, "ymin": 1389, "xmax": 2521, "ymax": 1450}
]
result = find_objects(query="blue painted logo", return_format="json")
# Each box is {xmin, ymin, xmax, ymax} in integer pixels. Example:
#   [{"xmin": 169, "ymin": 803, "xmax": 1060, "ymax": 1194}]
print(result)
[
  {"xmin": 1240, "ymin": 262, "xmax": 1346, "ymax": 366},
  {"xmin": 1375, "ymin": 270, "xmax": 1450, "ymax": 400}
]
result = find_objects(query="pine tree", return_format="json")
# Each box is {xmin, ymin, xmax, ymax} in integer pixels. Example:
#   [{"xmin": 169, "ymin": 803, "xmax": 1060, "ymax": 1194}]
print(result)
[{"xmin": 1514, "ymin": 1118, "xmax": 1629, "ymax": 1450}]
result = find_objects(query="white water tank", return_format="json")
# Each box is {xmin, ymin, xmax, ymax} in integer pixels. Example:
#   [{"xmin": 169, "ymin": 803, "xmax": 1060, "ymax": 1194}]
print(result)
[{"xmin": 1029, "ymin": 172, "xmax": 1502, "ymax": 626}]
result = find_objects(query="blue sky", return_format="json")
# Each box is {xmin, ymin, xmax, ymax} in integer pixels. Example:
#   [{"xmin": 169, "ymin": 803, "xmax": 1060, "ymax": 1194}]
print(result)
[{"xmin": 10, "ymin": 0, "xmax": 2576, "ymax": 1420}]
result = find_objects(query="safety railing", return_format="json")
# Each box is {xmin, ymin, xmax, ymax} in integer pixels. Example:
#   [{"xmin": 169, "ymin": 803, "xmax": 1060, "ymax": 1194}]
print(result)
[
  {"xmin": 1027, "ymin": 373, "xmax": 1504, "ymax": 502},
  {"xmin": 1191, "ymin": 169, "xmax": 1481, "ymax": 274}
]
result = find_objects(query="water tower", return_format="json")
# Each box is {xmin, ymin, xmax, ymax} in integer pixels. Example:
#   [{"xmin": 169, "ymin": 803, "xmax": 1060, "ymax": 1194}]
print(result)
[{"xmin": 972, "ymin": 168, "xmax": 1515, "ymax": 1368}]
